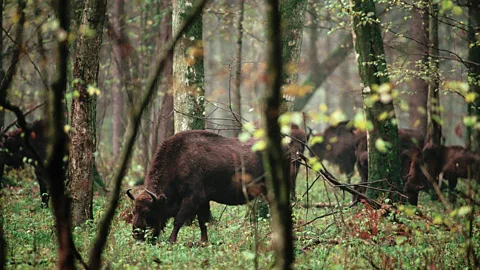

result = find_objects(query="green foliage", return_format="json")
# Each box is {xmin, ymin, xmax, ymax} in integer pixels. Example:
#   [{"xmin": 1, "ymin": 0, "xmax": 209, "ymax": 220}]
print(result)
[{"xmin": 1, "ymin": 169, "xmax": 479, "ymax": 269}]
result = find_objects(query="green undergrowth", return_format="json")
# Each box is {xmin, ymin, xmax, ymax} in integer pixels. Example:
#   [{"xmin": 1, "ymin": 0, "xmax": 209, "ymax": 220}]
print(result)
[{"xmin": 1, "ymin": 164, "xmax": 479, "ymax": 269}]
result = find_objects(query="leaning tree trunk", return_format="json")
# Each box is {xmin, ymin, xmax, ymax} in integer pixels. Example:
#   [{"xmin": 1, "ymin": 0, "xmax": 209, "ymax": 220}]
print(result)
[
  {"xmin": 408, "ymin": 1, "xmax": 429, "ymax": 135},
  {"xmin": 279, "ymin": 0, "xmax": 307, "ymax": 111},
  {"xmin": 173, "ymin": 0, "xmax": 205, "ymax": 132},
  {"xmin": 68, "ymin": 0, "xmax": 107, "ymax": 226},
  {"xmin": 427, "ymin": 0, "xmax": 442, "ymax": 145},
  {"xmin": 349, "ymin": 0, "xmax": 403, "ymax": 200},
  {"xmin": 467, "ymin": 0, "xmax": 480, "ymax": 151},
  {"xmin": 264, "ymin": 0, "xmax": 294, "ymax": 269}
]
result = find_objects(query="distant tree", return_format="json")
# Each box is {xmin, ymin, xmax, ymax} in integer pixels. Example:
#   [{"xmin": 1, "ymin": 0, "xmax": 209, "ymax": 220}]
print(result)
[
  {"xmin": 279, "ymin": 0, "xmax": 307, "ymax": 111},
  {"xmin": 349, "ymin": 0, "xmax": 403, "ymax": 199},
  {"xmin": 231, "ymin": 0, "xmax": 245, "ymax": 137},
  {"xmin": 68, "ymin": 0, "xmax": 107, "ymax": 226},
  {"xmin": 111, "ymin": 0, "xmax": 128, "ymax": 158},
  {"xmin": 408, "ymin": 1, "xmax": 429, "ymax": 135},
  {"xmin": 264, "ymin": 0, "xmax": 294, "ymax": 268},
  {"xmin": 173, "ymin": 0, "xmax": 205, "ymax": 132},
  {"xmin": 157, "ymin": 0, "xmax": 174, "ymax": 144},
  {"xmin": 427, "ymin": 0, "xmax": 442, "ymax": 145},
  {"xmin": 467, "ymin": 0, "xmax": 480, "ymax": 151}
]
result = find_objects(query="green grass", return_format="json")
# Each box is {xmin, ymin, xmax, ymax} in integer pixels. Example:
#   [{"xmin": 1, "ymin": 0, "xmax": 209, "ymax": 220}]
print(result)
[{"xmin": 1, "ymin": 164, "xmax": 479, "ymax": 269}]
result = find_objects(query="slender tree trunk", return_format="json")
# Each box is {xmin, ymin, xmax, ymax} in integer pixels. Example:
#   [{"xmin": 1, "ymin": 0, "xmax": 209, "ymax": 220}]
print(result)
[
  {"xmin": 427, "ymin": 1, "xmax": 442, "ymax": 144},
  {"xmin": 0, "ymin": 0, "xmax": 4, "ymax": 128},
  {"xmin": 264, "ymin": 0, "xmax": 294, "ymax": 268},
  {"xmin": 49, "ymin": 0, "xmax": 76, "ymax": 268},
  {"xmin": 157, "ymin": 0, "xmax": 174, "ymax": 148},
  {"xmin": 231, "ymin": 0, "xmax": 245, "ymax": 137},
  {"xmin": 408, "ymin": 1, "xmax": 429, "ymax": 135},
  {"xmin": 68, "ymin": 0, "xmax": 107, "ymax": 226},
  {"xmin": 111, "ymin": 0, "xmax": 127, "ymax": 158},
  {"xmin": 349, "ymin": 0, "xmax": 403, "ymax": 199},
  {"xmin": 173, "ymin": 0, "xmax": 205, "ymax": 132},
  {"xmin": 467, "ymin": 0, "xmax": 480, "ymax": 151},
  {"xmin": 279, "ymin": 0, "xmax": 307, "ymax": 111}
]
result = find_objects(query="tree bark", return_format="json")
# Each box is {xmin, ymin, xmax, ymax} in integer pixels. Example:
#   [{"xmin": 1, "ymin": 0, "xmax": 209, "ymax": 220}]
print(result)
[
  {"xmin": 156, "ymin": 0, "xmax": 174, "ymax": 146},
  {"xmin": 427, "ymin": 1, "xmax": 442, "ymax": 145},
  {"xmin": 408, "ymin": 1, "xmax": 429, "ymax": 135},
  {"xmin": 111, "ymin": 0, "xmax": 127, "ymax": 158},
  {"xmin": 467, "ymin": 0, "xmax": 480, "ymax": 151},
  {"xmin": 264, "ymin": 0, "xmax": 294, "ymax": 268},
  {"xmin": 48, "ymin": 0, "xmax": 76, "ymax": 268},
  {"xmin": 279, "ymin": 0, "xmax": 307, "ymax": 111},
  {"xmin": 231, "ymin": 0, "xmax": 245, "ymax": 137},
  {"xmin": 68, "ymin": 0, "xmax": 107, "ymax": 226},
  {"xmin": 350, "ymin": 0, "xmax": 403, "ymax": 199},
  {"xmin": 173, "ymin": 0, "xmax": 205, "ymax": 132}
]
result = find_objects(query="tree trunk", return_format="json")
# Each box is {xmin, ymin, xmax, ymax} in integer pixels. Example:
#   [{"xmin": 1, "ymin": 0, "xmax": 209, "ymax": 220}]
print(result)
[
  {"xmin": 279, "ymin": 0, "xmax": 307, "ymax": 111},
  {"xmin": 467, "ymin": 0, "xmax": 480, "ymax": 151},
  {"xmin": 68, "ymin": 0, "xmax": 107, "ymax": 226},
  {"xmin": 350, "ymin": 0, "xmax": 403, "ymax": 200},
  {"xmin": 231, "ymin": 0, "xmax": 245, "ymax": 137},
  {"xmin": 264, "ymin": 0, "xmax": 294, "ymax": 269},
  {"xmin": 408, "ymin": 1, "xmax": 429, "ymax": 135},
  {"xmin": 427, "ymin": 1, "xmax": 442, "ymax": 145},
  {"xmin": 48, "ymin": 0, "xmax": 76, "ymax": 268},
  {"xmin": 111, "ymin": 0, "xmax": 127, "ymax": 158},
  {"xmin": 157, "ymin": 0, "xmax": 174, "ymax": 146},
  {"xmin": 173, "ymin": 0, "xmax": 205, "ymax": 132}
]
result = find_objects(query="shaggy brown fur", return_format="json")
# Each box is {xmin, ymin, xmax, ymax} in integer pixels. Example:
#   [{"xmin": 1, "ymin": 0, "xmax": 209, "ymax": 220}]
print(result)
[{"xmin": 128, "ymin": 129, "xmax": 305, "ymax": 243}]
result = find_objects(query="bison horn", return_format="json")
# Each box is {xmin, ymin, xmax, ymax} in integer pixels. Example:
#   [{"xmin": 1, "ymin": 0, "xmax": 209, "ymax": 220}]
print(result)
[
  {"xmin": 126, "ymin": 189, "xmax": 136, "ymax": 201},
  {"xmin": 144, "ymin": 189, "xmax": 158, "ymax": 201}
]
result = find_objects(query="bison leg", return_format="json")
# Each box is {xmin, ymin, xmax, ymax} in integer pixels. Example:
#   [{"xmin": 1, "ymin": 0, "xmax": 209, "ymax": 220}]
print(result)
[
  {"xmin": 35, "ymin": 167, "xmax": 49, "ymax": 208},
  {"xmin": 197, "ymin": 203, "xmax": 210, "ymax": 243},
  {"xmin": 168, "ymin": 198, "xmax": 200, "ymax": 243}
]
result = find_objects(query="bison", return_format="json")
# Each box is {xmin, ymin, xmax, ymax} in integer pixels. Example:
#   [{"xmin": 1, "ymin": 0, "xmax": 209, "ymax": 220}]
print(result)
[
  {"xmin": 1, "ymin": 120, "xmax": 49, "ymax": 207},
  {"xmin": 353, "ymin": 128, "xmax": 425, "ymax": 204},
  {"xmin": 126, "ymin": 128, "xmax": 305, "ymax": 243},
  {"xmin": 310, "ymin": 121, "xmax": 359, "ymax": 183}
]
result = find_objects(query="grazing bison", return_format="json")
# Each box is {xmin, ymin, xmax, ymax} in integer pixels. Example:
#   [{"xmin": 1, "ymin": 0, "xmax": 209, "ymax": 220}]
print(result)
[
  {"xmin": 420, "ymin": 143, "xmax": 479, "ymax": 194},
  {"xmin": 289, "ymin": 124, "xmax": 307, "ymax": 199},
  {"xmin": 126, "ymin": 129, "xmax": 304, "ymax": 243},
  {"xmin": 310, "ymin": 121, "xmax": 359, "ymax": 183},
  {"xmin": 1, "ymin": 120, "xmax": 49, "ymax": 206}
]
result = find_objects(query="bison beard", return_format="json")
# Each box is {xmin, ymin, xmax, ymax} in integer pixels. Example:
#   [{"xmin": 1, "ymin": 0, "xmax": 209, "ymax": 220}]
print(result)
[{"xmin": 127, "ymin": 128, "xmax": 304, "ymax": 243}]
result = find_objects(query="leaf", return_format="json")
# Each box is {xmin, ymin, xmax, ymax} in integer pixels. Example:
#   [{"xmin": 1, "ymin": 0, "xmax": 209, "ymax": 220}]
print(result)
[
  {"xmin": 251, "ymin": 140, "xmax": 266, "ymax": 152},
  {"xmin": 318, "ymin": 103, "xmax": 328, "ymax": 113},
  {"xmin": 241, "ymin": 251, "xmax": 255, "ymax": 261},
  {"xmin": 291, "ymin": 112, "xmax": 303, "ymax": 125},
  {"xmin": 375, "ymin": 138, "xmax": 391, "ymax": 153},
  {"xmin": 310, "ymin": 135, "xmax": 324, "ymax": 145},
  {"xmin": 238, "ymin": 132, "xmax": 251, "ymax": 142},
  {"xmin": 395, "ymin": 236, "xmax": 407, "ymax": 245},
  {"xmin": 452, "ymin": 6, "xmax": 462, "ymax": 15},
  {"xmin": 465, "ymin": 92, "xmax": 476, "ymax": 103},
  {"xmin": 433, "ymin": 214, "xmax": 443, "ymax": 225},
  {"xmin": 253, "ymin": 129, "xmax": 265, "ymax": 139},
  {"xmin": 329, "ymin": 110, "xmax": 347, "ymax": 126},
  {"xmin": 458, "ymin": 206, "xmax": 472, "ymax": 217},
  {"xmin": 463, "ymin": 116, "xmax": 477, "ymax": 127}
]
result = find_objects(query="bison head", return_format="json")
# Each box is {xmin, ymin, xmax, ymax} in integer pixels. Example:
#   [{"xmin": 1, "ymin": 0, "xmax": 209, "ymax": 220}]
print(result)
[{"xmin": 126, "ymin": 189, "xmax": 166, "ymax": 241}]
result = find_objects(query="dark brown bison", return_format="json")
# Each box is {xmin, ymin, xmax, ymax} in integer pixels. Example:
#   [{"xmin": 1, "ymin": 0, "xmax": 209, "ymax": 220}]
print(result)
[
  {"xmin": 126, "ymin": 129, "xmax": 304, "ymax": 243},
  {"xmin": 413, "ymin": 143, "xmax": 480, "ymax": 196},
  {"xmin": 1, "ymin": 120, "xmax": 49, "ymax": 206},
  {"xmin": 353, "ymin": 128, "xmax": 425, "ymax": 204},
  {"xmin": 310, "ymin": 121, "xmax": 359, "ymax": 183},
  {"xmin": 289, "ymin": 124, "xmax": 307, "ymax": 199}
]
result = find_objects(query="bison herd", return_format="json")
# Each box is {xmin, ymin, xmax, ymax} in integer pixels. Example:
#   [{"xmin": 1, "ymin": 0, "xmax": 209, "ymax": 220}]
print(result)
[{"xmin": 0, "ymin": 119, "xmax": 478, "ymax": 243}]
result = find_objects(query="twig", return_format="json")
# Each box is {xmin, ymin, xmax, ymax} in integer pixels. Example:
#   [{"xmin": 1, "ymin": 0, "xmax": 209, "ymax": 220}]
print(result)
[{"xmin": 88, "ymin": 1, "xmax": 210, "ymax": 268}]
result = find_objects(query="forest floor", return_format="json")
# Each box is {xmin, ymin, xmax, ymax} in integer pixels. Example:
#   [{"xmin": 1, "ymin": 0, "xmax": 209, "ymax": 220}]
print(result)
[{"xmin": 1, "ymin": 164, "xmax": 479, "ymax": 269}]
